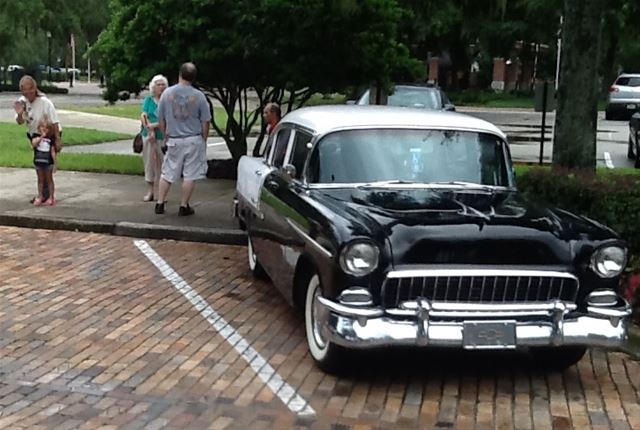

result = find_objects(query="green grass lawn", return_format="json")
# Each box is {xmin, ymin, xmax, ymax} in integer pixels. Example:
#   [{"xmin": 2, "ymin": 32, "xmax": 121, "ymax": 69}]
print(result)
[
  {"xmin": 60, "ymin": 103, "xmax": 231, "ymax": 128},
  {"xmin": 0, "ymin": 122, "xmax": 143, "ymax": 175}
]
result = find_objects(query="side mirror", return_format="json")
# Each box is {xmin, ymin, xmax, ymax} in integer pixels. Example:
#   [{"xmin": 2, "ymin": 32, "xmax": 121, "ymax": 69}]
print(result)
[
  {"xmin": 282, "ymin": 164, "xmax": 296, "ymax": 179},
  {"xmin": 444, "ymin": 104, "xmax": 456, "ymax": 112},
  {"xmin": 346, "ymin": 100, "xmax": 356, "ymax": 105}
]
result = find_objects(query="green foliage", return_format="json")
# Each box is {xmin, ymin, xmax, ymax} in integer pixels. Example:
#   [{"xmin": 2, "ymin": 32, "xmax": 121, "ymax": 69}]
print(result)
[
  {"xmin": 0, "ymin": 0, "xmax": 109, "ymax": 72},
  {"xmin": 449, "ymin": 89, "xmax": 534, "ymax": 108},
  {"xmin": 95, "ymin": 0, "xmax": 420, "ymax": 163},
  {"xmin": 517, "ymin": 168, "xmax": 640, "ymax": 254}
]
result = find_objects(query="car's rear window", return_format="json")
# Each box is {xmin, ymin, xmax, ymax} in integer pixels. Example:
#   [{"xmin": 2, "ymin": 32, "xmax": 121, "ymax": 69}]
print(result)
[{"xmin": 615, "ymin": 77, "xmax": 640, "ymax": 87}]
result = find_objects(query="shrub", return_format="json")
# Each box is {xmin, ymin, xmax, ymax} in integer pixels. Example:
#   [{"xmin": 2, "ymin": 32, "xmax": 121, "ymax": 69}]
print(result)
[
  {"xmin": 518, "ymin": 168, "xmax": 640, "ymax": 321},
  {"xmin": 518, "ymin": 168, "xmax": 640, "ymax": 254}
]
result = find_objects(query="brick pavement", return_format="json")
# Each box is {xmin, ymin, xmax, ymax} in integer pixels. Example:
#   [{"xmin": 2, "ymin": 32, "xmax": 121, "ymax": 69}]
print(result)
[{"xmin": 0, "ymin": 226, "xmax": 639, "ymax": 429}]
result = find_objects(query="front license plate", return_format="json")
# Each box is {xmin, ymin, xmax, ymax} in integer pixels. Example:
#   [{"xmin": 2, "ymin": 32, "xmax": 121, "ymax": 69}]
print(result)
[
  {"xmin": 627, "ymin": 104, "xmax": 636, "ymax": 110},
  {"xmin": 463, "ymin": 321, "xmax": 516, "ymax": 349}
]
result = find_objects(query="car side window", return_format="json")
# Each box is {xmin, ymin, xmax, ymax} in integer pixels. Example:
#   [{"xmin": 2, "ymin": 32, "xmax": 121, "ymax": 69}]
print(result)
[
  {"xmin": 271, "ymin": 128, "xmax": 292, "ymax": 168},
  {"xmin": 261, "ymin": 133, "xmax": 275, "ymax": 159},
  {"xmin": 288, "ymin": 130, "xmax": 313, "ymax": 179}
]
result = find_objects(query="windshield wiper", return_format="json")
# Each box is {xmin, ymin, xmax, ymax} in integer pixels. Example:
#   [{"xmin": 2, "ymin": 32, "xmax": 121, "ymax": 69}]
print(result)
[
  {"xmin": 357, "ymin": 180, "xmax": 417, "ymax": 188},
  {"xmin": 429, "ymin": 181, "xmax": 496, "ymax": 192}
]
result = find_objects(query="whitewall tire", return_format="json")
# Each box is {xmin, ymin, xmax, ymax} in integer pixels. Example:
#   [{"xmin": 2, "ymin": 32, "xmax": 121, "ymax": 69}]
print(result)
[
  {"xmin": 304, "ymin": 273, "xmax": 345, "ymax": 372},
  {"xmin": 247, "ymin": 236, "xmax": 267, "ymax": 278}
]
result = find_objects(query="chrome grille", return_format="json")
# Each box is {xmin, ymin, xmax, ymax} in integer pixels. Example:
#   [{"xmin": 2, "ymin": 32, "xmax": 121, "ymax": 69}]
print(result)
[{"xmin": 381, "ymin": 270, "xmax": 579, "ymax": 308}]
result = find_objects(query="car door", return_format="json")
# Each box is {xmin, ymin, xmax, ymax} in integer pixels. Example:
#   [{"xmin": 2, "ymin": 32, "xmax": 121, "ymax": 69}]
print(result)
[
  {"xmin": 259, "ymin": 127, "xmax": 314, "ymax": 297},
  {"xmin": 252, "ymin": 127, "xmax": 293, "ymax": 281},
  {"xmin": 236, "ymin": 155, "xmax": 272, "ymax": 216}
]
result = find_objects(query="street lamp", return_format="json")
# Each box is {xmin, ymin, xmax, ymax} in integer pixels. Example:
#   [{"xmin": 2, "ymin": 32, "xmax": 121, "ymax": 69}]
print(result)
[{"xmin": 46, "ymin": 31, "xmax": 52, "ymax": 83}]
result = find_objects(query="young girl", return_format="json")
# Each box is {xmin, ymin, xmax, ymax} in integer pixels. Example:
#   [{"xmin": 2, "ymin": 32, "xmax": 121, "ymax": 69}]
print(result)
[{"xmin": 31, "ymin": 117, "xmax": 57, "ymax": 206}]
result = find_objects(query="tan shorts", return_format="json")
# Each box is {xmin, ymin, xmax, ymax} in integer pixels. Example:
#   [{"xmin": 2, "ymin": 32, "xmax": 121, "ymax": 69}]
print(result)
[{"xmin": 161, "ymin": 136, "xmax": 207, "ymax": 183}]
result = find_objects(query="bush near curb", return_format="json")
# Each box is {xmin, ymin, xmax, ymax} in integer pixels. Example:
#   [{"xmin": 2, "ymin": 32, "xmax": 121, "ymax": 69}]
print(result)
[{"xmin": 517, "ymin": 168, "xmax": 640, "ymax": 322}]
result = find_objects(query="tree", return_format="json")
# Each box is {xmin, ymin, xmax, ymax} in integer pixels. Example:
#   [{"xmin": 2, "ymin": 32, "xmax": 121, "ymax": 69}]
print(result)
[
  {"xmin": 0, "ymin": 0, "xmax": 109, "ymax": 78},
  {"xmin": 552, "ymin": 0, "xmax": 604, "ymax": 170},
  {"xmin": 96, "ymin": 0, "xmax": 419, "ymax": 165}
]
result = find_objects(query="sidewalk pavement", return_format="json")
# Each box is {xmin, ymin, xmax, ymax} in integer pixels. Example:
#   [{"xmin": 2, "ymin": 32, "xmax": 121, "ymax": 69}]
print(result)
[{"xmin": 0, "ymin": 167, "xmax": 246, "ymax": 245}]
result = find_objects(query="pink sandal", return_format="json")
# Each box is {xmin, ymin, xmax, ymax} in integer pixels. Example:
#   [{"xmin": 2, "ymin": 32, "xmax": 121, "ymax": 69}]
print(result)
[
  {"xmin": 33, "ymin": 197, "xmax": 43, "ymax": 206},
  {"xmin": 44, "ymin": 198, "xmax": 55, "ymax": 206}
]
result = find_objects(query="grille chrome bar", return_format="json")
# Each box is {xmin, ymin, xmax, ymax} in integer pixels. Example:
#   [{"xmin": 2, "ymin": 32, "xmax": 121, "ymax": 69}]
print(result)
[{"xmin": 382, "ymin": 269, "xmax": 579, "ymax": 309}]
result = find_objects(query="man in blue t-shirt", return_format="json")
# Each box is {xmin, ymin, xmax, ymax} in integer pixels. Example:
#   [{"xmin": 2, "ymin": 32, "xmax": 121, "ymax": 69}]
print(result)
[{"xmin": 155, "ymin": 62, "xmax": 211, "ymax": 216}]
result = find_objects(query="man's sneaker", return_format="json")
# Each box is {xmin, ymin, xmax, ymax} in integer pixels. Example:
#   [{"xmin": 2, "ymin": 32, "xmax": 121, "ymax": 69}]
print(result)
[
  {"xmin": 178, "ymin": 205, "xmax": 195, "ymax": 216},
  {"xmin": 155, "ymin": 202, "xmax": 165, "ymax": 214}
]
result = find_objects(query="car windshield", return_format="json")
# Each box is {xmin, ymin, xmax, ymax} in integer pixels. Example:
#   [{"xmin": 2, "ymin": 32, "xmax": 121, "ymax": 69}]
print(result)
[
  {"xmin": 308, "ymin": 129, "xmax": 512, "ymax": 187},
  {"xmin": 388, "ymin": 87, "xmax": 441, "ymax": 109},
  {"xmin": 616, "ymin": 77, "xmax": 640, "ymax": 87}
]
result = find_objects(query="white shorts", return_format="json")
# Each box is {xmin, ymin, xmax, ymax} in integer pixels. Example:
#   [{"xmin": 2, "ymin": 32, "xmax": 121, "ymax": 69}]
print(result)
[{"xmin": 161, "ymin": 136, "xmax": 207, "ymax": 183}]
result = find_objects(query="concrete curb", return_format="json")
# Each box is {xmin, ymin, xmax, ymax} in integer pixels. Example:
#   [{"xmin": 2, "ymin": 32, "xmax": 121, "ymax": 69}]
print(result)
[{"xmin": 0, "ymin": 215, "xmax": 247, "ymax": 246}]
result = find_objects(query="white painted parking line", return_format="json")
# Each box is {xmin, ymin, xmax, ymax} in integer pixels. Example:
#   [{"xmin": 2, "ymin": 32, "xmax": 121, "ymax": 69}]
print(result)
[
  {"xmin": 206, "ymin": 142, "xmax": 226, "ymax": 147},
  {"xmin": 604, "ymin": 151, "xmax": 614, "ymax": 168},
  {"xmin": 134, "ymin": 240, "xmax": 316, "ymax": 418}
]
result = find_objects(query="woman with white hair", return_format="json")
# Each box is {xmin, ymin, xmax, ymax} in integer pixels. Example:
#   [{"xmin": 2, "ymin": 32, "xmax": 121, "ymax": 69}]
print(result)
[{"xmin": 140, "ymin": 74, "xmax": 168, "ymax": 201}]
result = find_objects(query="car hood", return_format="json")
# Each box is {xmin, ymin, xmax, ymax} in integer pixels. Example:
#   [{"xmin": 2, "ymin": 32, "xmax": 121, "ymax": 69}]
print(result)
[{"xmin": 307, "ymin": 187, "xmax": 618, "ymax": 266}]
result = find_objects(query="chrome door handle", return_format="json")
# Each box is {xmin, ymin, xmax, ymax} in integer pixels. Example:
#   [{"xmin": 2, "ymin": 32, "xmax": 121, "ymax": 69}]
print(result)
[{"xmin": 255, "ymin": 170, "xmax": 263, "ymax": 176}]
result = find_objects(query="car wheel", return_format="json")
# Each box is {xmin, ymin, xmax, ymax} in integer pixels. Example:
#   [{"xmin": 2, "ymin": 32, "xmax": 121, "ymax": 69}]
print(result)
[
  {"xmin": 304, "ymin": 273, "xmax": 345, "ymax": 373},
  {"xmin": 628, "ymin": 136, "xmax": 636, "ymax": 160},
  {"xmin": 529, "ymin": 345, "xmax": 587, "ymax": 371},
  {"xmin": 247, "ymin": 236, "xmax": 267, "ymax": 279}
]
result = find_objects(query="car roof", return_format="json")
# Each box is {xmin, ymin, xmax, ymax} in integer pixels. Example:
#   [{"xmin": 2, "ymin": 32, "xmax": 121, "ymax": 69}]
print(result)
[
  {"xmin": 280, "ymin": 105, "xmax": 506, "ymax": 139},
  {"xmin": 617, "ymin": 73, "xmax": 640, "ymax": 78},
  {"xmin": 393, "ymin": 84, "xmax": 440, "ymax": 90}
]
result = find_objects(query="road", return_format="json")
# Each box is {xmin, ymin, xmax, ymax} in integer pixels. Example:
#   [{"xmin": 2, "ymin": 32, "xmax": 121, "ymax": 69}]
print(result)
[
  {"xmin": 0, "ymin": 226, "xmax": 638, "ymax": 429},
  {"xmin": 458, "ymin": 107, "xmax": 633, "ymax": 169}
]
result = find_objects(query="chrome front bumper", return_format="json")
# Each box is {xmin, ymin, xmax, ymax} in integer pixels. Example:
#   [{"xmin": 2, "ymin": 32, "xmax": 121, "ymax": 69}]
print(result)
[{"xmin": 316, "ymin": 296, "xmax": 639, "ymax": 356}]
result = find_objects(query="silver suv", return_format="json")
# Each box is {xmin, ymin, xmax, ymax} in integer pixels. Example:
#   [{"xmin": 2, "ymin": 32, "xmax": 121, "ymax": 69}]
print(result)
[{"xmin": 606, "ymin": 73, "xmax": 640, "ymax": 120}]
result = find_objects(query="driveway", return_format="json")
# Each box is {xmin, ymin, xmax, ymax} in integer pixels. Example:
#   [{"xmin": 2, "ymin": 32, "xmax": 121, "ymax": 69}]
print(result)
[{"xmin": 0, "ymin": 226, "xmax": 638, "ymax": 429}]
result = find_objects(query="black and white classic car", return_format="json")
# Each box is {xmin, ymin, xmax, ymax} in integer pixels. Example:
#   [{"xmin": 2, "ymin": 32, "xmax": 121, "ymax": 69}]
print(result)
[{"xmin": 235, "ymin": 105, "xmax": 635, "ymax": 372}]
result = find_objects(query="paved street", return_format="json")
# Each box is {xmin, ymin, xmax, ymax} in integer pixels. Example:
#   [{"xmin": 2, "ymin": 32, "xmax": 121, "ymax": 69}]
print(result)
[{"xmin": 1, "ymin": 226, "xmax": 639, "ymax": 429}]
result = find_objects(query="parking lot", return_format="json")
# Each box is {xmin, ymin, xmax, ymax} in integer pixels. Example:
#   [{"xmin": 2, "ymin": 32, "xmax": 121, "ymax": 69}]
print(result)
[{"xmin": 0, "ymin": 226, "xmax": 639, "ymax": 429}]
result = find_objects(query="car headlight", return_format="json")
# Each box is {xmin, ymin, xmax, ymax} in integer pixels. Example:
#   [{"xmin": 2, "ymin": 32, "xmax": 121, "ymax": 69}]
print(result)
[
  {"xmin": 590, "ymin": 245, "xmax": 627, "ymax": 278},
  {"xmin": 339, "ymin": 241, "xmax": 379, "ymax": 276}
]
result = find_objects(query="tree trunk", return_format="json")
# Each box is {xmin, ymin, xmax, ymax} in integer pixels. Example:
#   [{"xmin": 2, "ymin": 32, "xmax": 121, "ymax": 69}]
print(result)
[{"xmin": 552, "ymin": 0, "xmax": 604, "ymax": 170}]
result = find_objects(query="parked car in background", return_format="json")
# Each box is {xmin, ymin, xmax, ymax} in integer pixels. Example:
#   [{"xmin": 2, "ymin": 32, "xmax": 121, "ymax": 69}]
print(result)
[
  {"xmin": 628, "ymin": 112, "xmax": 640, "ymax": 167},
  {"xmin": 356, "ymin": 84, "xmax": 455, "ymax": 111},
  {"xmin": 606, "ymin": 73, "xmax": 640, "ymax": 120},
  {"xmin": 7, "ymin": 65, "xmax": 23, "ymax": 72},
  {"xmin": 235, "ymin": 105, "xmax": 634, "ymax": 373}
]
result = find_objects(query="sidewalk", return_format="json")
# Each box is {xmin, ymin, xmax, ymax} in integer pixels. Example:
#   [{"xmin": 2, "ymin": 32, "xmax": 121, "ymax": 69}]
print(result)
[{"xmin": 0, "ymin": 167, "xmax": 245, "ymax": 245}]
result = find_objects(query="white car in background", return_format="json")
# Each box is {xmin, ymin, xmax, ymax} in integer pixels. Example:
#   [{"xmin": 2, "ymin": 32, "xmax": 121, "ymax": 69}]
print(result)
[{"xmin": 606, "ymin": 73, "xmax": 640, "ymax": 120}]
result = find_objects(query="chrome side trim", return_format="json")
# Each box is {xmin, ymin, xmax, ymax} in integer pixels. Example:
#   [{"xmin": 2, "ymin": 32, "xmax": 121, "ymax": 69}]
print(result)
[
  {"xmin": 385, "ymin": 269, "xmax": 578, "ymax": 280},
  {"xmin": 286, "ymin": 218, "xmax": 333, "ymax": 259}
]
